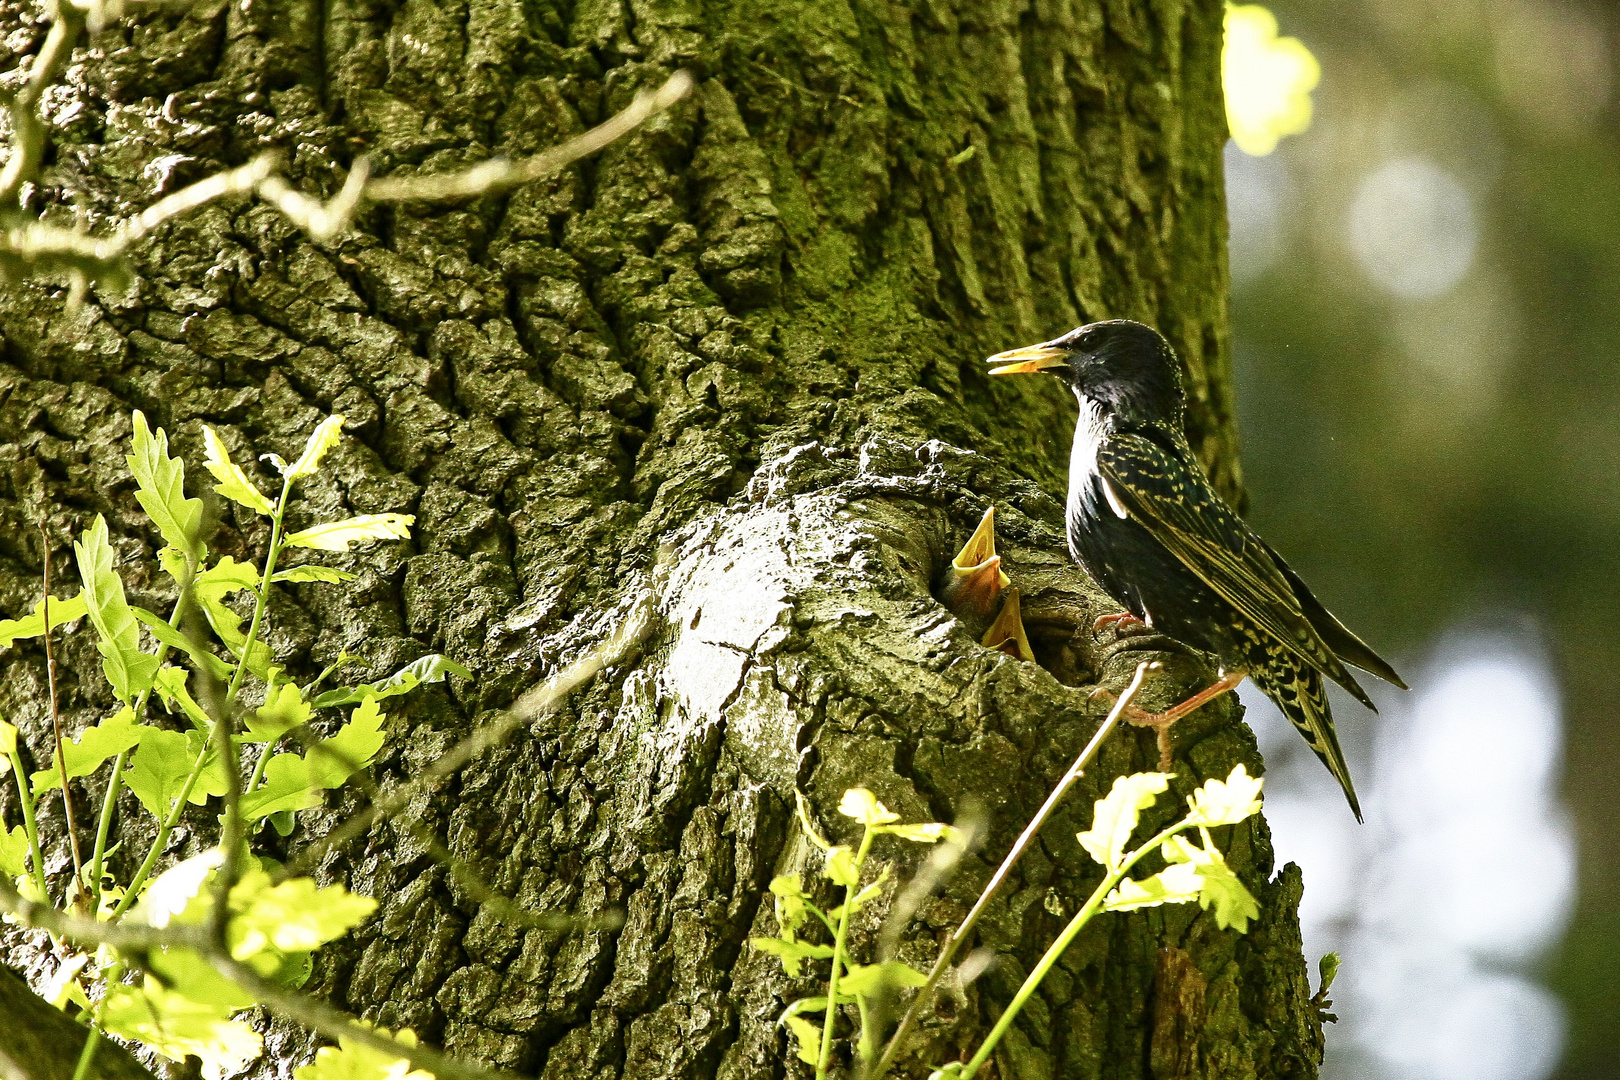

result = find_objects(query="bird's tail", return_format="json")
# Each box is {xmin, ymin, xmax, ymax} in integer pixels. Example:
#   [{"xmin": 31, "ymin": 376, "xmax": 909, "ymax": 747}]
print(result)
[{"xmin": 1251, "ymin": 660, "xmax": 1363, "ymax": 822}]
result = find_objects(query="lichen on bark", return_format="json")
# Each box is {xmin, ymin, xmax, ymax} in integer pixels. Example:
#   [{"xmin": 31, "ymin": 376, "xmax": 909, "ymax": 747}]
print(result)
[{"xmin": 0, "ymin": 0, "xmax": 1320, "ymax": 1077}]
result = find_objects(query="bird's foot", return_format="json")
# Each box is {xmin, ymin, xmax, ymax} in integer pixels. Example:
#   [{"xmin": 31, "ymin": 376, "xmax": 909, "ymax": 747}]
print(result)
[
  {"xmin": 1091, "ymin": 669, "xmax": 1247, "ymax": 769},
  {"xmin": 1092, "ymin": 611, "xmax": 1148, "ymax": 636}
]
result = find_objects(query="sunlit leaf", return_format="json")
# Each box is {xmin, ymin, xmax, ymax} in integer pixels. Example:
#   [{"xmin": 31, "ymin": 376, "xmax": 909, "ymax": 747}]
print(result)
[
  {"xmin": 839, "ymin": 961, "xmax": 928, "ymax": 996},
  {"xmin": 0, "ymin": 593, "xmax": 88, "ymax": 649},
  {"xmin": 228, "ymin": 870, "xmax": 377, "ymax": 959},
  {"xmin": 202, "ymin": 426, "xmax": 274, "ymax": 516},
  {"xmin": 838, "ymin": 787, "xmax": 900, "ymax": 827},
  {"xmin": 239, "ymin": 699, "xmax": 385, "ymax": 820},
  {"xmin": 824, "ymin": 845, "xmax": 860, "ymax": 888},
  {"xmin": 30, "ymin": 706, "xmax": 143, "ymax": 792},
  {"xmin": 284, "ymin": 415, "xmax": 346, "ymax": 483},
  {"xmin": 124, "ymin": 726, "xmax": 196, "ymax": 819},
  {"xmin": 0, "ymin": 719, "xmax": 15, "ymax": 755},
  {"xmin": 1161, "ymin": 828, "xmax": 1261, "ymax": 932},
  {"xmin": 75, "ymin": 516, "xmax": 161, "ymax": 703},
  {"xmin": 769, "ymin": 873, "xmax": 809, "ymax": 934},
  {"xmin": 247, "ymin": 680, "xmax": 313, "ymax": 742},
  {"xmin": 1102, "ymin": 862, "xmax": 1203, "ymax": 912},
  {"xmin": 195, "ymin": 557, "xmax": 271, "ymax": 677},
  {"xmin": 783, "ymin": 1015, "xmax": 821, "ymax": 1066},
  {"xmin": 306, "ymin": 697, "xmax": 385, "ymax": 787},
  {"xmin": 101, "ymin": 977, "xmax": 262, "ymax": 1080},
  {"xmin": 238, "ymin": 753, "xmax": 323, "ymax": 821},
  {"xmin": 140, "ymin": 849, "xmax": 224, "ymax": 928},
  {"xmin": 751, "ymin": 936, "xmax": 835, "ymax": 978},
  {"xmin": 154, "ymin": 666, "xmax": 214, "ymax": 732},
  {"xmin": 293, "ymin": 1024, "xmax": 432, "ymax": 1080},
  {"xmin": 310, "ymin": 654, "xmax": 470, "ymax": 708},
  {"xmin": 284, "ymin": 514, "xmax": 414, "ymax": 552},
  {"xmin": 880, "ymin": 821, "xmax": 963, "ymax": 844},
  {"xmin": 1186, "ymin": 764, "xmax": 1264, "ymax": 826},
  {"xmin": 1192, "ymin": 843, "xmax": 1260, "ymax": 932},
  {"xmin": 133, "ymin": 606, "xmax": 234, "ymax": 681},
  {"xmin": 1076, "ymin": 772, "xmax": 1171, "ymax": 871},
  {"xmin": 271, "ymin": 565, "xmax": 358, "ymax": 585},
  {"xmin": 1223, "ymin": 3, "xmax": 1320, "ymax": 156},
  {"xmin": 186, "ymin": 729, "xmax": 232, "ymax": 804},
  {"xmin": 129, "ymin": 411, "xmax": 205, "ymax": 562},
  {"xmin": 147, "ymin": 947, "xmax": 257, "ymax": 1011},
  {"xmin": 0, "ymin": 825, "xmax": 28, "ymax": 876}
]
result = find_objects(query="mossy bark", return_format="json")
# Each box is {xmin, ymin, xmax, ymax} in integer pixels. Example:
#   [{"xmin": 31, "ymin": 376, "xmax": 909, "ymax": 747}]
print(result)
[{"xmin": 0, "ymin": 0, "xmax": 1321, "ymax": 1077}]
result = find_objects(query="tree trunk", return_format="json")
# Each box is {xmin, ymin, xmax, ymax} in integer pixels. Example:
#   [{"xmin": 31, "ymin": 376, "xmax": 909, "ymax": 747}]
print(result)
[{"xmin": 0, "ymin": 0, "xmax": 1324, "ymax": 1077}]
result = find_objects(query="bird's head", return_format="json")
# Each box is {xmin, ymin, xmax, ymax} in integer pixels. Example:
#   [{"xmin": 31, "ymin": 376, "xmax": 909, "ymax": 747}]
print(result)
[{"xmin": 985, "ymin": 320, "xmax": 1184, "ymax": 426}]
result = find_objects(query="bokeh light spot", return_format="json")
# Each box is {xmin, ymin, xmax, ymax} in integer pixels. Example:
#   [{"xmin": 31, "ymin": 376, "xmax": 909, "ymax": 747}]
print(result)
[
  {"xmin": 1347, "ymin": 158, "xmax": 1478, "ymax": 298},
  {"xmin": 1223, "ymin": 4, "xmax": 1321, "ymax": 157}
]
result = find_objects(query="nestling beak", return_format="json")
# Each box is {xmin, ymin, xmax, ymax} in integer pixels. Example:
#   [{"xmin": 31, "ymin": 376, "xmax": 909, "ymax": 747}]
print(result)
[
  {"xmin": 942, "ymin": 505, "xmax": 1010, "ymax": 617},
  {"xmin": 986, "ymin": 343, "xmax": 1069, "ymax": 376},
  {"xmin": 982, "ymin": 587, "xmax": 1036, "ymax": 662}
]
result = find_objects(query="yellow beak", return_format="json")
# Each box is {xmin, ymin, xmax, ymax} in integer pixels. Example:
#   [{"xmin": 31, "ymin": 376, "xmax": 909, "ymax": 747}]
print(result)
[{"xmin": 986, "ymin": 344, "xmax": 1068, "ymax": 376}]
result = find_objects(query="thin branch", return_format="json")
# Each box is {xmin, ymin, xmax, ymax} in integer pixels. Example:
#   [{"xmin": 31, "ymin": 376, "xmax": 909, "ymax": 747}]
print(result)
[
  {"xmin": 122, "ymin": 155, "xmax": 277, "ymax": 242},
  {"xmin": 865, "ymin": 661, "xmax": 1153, "ymax": 1080},
  {"xmin": 283, "ymin": 593, "xmax": 658, "ymax": 878},
  {"xmin": 363, "ymin": 72, "xmax": 694, "ymax": 203},
  {"xmin": 209, "ymin": 953, "xmax": 525, "ymax": 1080}
]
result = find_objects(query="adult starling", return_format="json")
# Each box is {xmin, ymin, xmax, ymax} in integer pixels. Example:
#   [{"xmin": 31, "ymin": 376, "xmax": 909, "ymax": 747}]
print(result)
[{"xmin": 987, "ymin": 320, "xmax": 1406, "ymax": 819}]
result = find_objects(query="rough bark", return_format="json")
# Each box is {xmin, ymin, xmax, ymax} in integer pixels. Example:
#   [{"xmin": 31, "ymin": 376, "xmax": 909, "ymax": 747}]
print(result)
[{"xmin": 0, "ymin": 0, "xmax": 1322, "ymax": 1078}]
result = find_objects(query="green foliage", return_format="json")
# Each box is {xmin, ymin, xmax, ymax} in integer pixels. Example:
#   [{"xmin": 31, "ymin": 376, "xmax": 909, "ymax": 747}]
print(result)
[
  {"xmin": 753, "ymin": 787, "xmax": 956, "ymax": 1079},
  {"xmin": 128, "ymin": 411, "xmax": 205, "ymax": 563},
  {"xmin": 294, "ymin": 1025, "xmax": 433, "ymax": 1080},
  {"xmin": 929, "ymin": 766, "xmax": 1266, "ymax": 1079},
  {"xmin": 75, "ymin": 516, "xmax": 161, "ymax": 704},
  {"xmin": 0, "ymin": 412, "xmax": 446, "ymax": 1077},
  {"xmin": 0, "ymin": 593, "xmax": 88, "ymax": 648}
]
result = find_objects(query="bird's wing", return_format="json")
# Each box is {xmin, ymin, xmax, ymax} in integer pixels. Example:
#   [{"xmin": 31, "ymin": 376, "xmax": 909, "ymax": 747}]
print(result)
[
  {"xmin": 1097, "ymin": 431, "xmax": 1361, "ymax": 689},
  {"xmin": 1257, "ymin": 536, "xmax": 1409, "ymax": 690}
]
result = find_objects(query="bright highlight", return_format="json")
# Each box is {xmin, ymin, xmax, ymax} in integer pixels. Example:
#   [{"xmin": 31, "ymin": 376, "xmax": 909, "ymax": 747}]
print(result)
[{"xmin": 1223, "ymin": 4, "xmax": 1321, "ymax": 156}]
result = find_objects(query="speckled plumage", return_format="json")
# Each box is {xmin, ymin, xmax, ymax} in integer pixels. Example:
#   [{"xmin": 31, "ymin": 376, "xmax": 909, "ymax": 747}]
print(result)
[{"xmin": 988, "ymin": 320, "xmax": 1407, "ymax": 820}]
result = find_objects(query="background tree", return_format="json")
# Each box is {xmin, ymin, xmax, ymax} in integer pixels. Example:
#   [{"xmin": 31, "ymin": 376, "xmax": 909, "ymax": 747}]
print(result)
[{"xmin": 0, "ymin": 0, "xmax": 1326, "ymax": 1077}]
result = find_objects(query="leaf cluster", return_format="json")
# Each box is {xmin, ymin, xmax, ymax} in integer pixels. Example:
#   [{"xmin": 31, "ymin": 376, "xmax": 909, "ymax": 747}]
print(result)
[{"xmin": 0, "ymin": 412, "xmax": 458, "ymax": 1079}]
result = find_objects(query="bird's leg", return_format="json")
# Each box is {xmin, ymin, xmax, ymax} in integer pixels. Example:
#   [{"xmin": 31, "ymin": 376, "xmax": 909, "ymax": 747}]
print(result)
[
  {"xmin": 1092, "ymin": 611, "xmax": 1148, "ymax": 635},
  {"xmin": 1091, "ymin": 669, "xmax": 1247, "ymax": 769}
]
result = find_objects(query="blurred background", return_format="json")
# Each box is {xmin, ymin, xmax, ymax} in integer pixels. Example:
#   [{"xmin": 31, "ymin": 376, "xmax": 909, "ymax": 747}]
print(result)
[{"xmin": 1221, "ymin": 2, "xmax": 1618, "ymax": 1077}]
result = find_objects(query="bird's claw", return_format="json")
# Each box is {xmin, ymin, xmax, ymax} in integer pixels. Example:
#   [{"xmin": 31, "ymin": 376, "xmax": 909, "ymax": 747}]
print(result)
[
  {"xmin": 1092, "ymin": 669, "xmax": 1247, "ymax": 770},
  {"xmin": 1092, "ymin": 611, "xmax": 1148, "ymax": 636}
]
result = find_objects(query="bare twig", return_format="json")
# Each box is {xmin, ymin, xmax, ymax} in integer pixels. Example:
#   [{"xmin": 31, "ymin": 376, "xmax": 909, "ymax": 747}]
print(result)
[
  {"xmin": 40, "ymin": 523, "xmax": 85, "ymax": 890},
  {"xmin": 0, "ymin": 871, "xmax": 521, "ymax": 1080},
  {"xmin": 0, "ymin": 70, "xmax": 694, "ymax": 288},
  {"xmin": 363, "ymin": 72, "xmax": 693, "ymax": 203},
  {"xmin": 865, "ymin": 661, "xmax": 1153, "ymax": 1080}
]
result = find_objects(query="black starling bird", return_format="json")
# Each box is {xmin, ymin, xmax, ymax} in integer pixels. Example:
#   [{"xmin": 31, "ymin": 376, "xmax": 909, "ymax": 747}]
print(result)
[{"xmin": 987, "ymin": 320, "xmax": 1406, "ymax": 819}]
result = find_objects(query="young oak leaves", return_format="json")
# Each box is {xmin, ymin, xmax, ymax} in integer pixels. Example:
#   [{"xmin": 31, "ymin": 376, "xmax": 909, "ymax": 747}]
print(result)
[
  {"xmin": 930, "ymin": 765, "xmax": 1266, "ymax": 1080},
  {"xmin": 753, "ymin": 788, "xmax": 958, "ymax": 1075},
  {"xmin": 0, "ymin": 412, "xmax": 451, "ymax": 1080}
]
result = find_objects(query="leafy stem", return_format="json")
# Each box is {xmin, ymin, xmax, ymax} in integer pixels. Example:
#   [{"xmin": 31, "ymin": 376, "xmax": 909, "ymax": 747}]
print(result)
[
  {"xmin": 817, "ymin": 819, "xmax": 878, "ymax": 1080},
  {"xmin": 955, "ymin": 819, "xmax": 1185, "ymax": 1079},
  {"xmin": 3, "ymin": 733, "xmax": 47, "ymax": 901}
]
